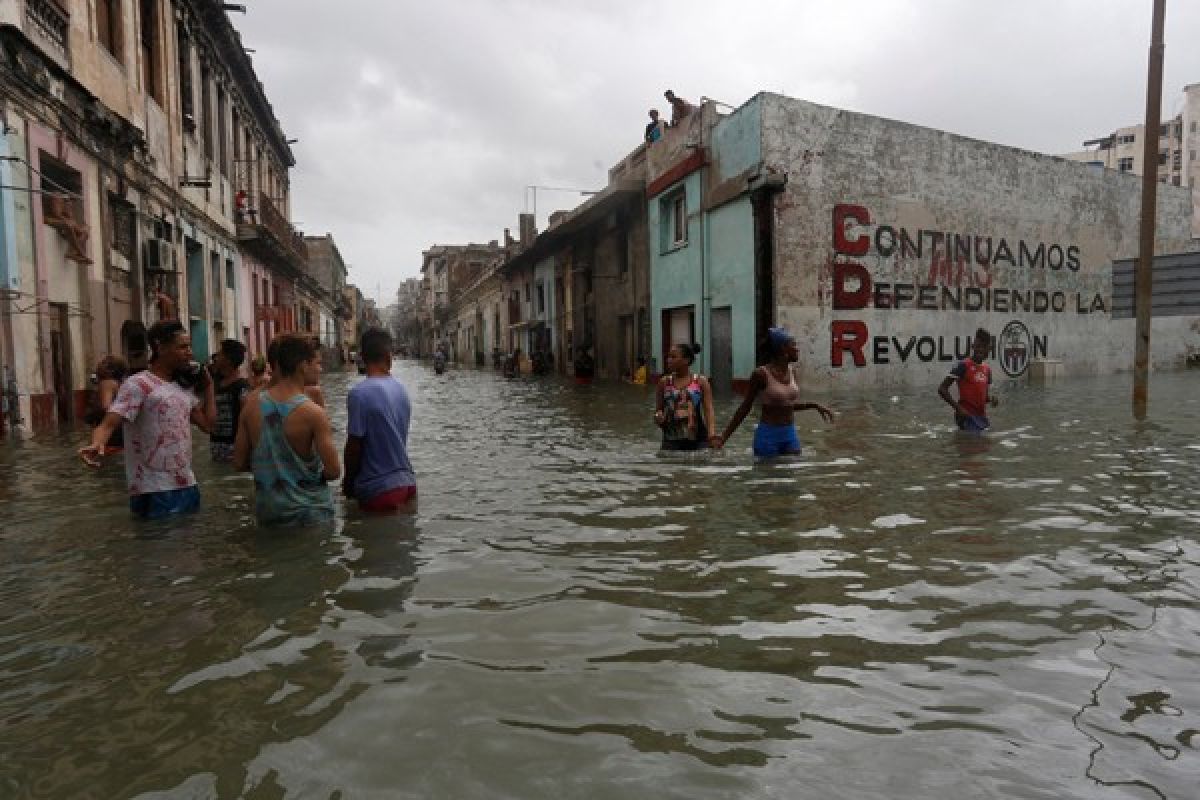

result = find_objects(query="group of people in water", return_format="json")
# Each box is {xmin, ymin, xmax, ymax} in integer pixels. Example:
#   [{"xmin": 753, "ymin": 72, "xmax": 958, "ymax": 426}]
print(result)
[
  {"xmin": 653, "ymin": 326, "xmax": 996, "ymax": 456},
  {"xmin": 78, "ymin": 318, "xmax": 996, "ymax": 525},
  {"xmin": 79, "ymin": 321, "xmax": 416, "ymax": 525}
]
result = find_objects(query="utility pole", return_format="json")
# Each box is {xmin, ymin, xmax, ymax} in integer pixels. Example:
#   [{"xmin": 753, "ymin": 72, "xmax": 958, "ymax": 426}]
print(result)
[{"xmin": 1133, "ymin": 0, "xmax": 1166, "ymax": 420}]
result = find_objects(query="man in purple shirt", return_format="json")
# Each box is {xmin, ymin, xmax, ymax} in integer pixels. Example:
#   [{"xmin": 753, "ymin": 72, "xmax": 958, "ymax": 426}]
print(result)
[{"xmin": 343, "ymin": 328, "xmax": 417, "ymax": 512}]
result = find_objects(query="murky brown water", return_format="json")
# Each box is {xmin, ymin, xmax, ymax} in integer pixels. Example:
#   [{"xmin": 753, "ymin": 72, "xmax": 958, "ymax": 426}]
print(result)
[{"xmin": 1, "ymin": 363, "xmax": 1198, "ymax": 799}]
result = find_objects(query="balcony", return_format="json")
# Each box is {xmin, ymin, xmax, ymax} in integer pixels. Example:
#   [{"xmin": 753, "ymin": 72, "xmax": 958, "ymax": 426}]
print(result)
[
  {"xmin": 25, "ymin": 0, "xmax": 69, "ymax": 66},
  {"xmin": 236, "ymin": 192, "xmax": 307, "ymax": 272}
]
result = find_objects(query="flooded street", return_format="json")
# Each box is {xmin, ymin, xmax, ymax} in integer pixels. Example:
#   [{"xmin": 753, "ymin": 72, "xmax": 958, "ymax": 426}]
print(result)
[{"xmin": 2, "ymin": 362, "xmax": 1198, "ymax": 799}]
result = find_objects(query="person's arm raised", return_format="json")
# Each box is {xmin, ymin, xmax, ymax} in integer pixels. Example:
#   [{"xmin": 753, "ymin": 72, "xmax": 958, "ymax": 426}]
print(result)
[{"xmin": 191, "ymin": 371, "xmax": 217, "ymax": 433}]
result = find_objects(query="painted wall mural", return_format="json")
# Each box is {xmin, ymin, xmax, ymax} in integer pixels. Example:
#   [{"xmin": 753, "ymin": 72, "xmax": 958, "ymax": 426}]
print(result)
[{"xmin": 827, "ymin": 203, "xmax": 1108, "ymax": 377}]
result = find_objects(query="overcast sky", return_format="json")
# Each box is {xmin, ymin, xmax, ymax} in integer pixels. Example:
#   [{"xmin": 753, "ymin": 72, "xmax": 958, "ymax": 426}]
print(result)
[{"xmin": 234, "ymin": 0, "xmax": 1200, "ymax": 304}]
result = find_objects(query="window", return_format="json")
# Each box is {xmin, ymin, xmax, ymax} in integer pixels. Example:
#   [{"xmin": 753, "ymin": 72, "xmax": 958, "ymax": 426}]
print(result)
[
  {"xmin": 39, "ymin": 155, "xmax": 83, "ymax": 221},
  {"xmin": 660, "ymin": 190, "xmax": 687, "ymax": 250},
  {"xmin": 1119, "ymin": 134, "xmax": 1136, "ymax": 145},
  {"xmin": 210, "ymin": 252, "xmax": 223, "ymax": 320},
  {"xmin": 536, "ymin": 283, "xmax": 545, "ymax": 314},
  {"xmin": 1118, "ymin": 157, "xmax": 1134, "ymax": 172},
  {"xmin": 232, "ymin": 110, "xmax": 242, "ymax": 172},
  {"xmin": 140, "ymin": 0, "xmax": 161, "ymax": 103},
  {"xmin": 1172, "ymin": 176, "xmax": 1181, "ymax": 186},
  {"xmin": 1159, "ymin": 150, "xmax": 1168, "ymax": 165},
  {"xmin": 1160, "ymin": 123, "xmax": 1170, "ymax": 136},
  {"xmin": 217, "ymin": 85, "xmax": 228, "ymax": 176},
  {"xmin": 200, "ymin": 66, "xmax": 213, "ymax": 160},
  {"xmin": 671, "ymin": 193, "xmax": 686, "ymax": 245},
  {"xmin": 97, "ymin": 0, "xmax": 123, "ymax": 63},
  {"xmin": 109, "ymin": 196, "xmax": 136, "ymax": 261},
  {"xmin": 176, "ymin": 23, "xmax": 193, "ymax": 130},
  {"xmin": 225, "ymin": 259, "xmax": 235, "ymax": 289}
]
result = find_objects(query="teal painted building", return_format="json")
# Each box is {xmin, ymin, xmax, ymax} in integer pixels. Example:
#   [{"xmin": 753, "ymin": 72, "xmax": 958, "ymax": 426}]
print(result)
[{"xmin": 647, "ymin": 95, "xmax": 770, "ymax": 391}]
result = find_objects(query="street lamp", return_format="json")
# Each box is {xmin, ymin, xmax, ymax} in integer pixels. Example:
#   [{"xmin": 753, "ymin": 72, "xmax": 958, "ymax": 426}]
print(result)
[{"xmin": 524, "ymin": 185, "xmax": 600, "ymax": 224}]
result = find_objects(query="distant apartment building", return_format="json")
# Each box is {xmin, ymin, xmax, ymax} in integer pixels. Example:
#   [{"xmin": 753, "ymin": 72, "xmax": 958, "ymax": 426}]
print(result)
[
  {"xmin": 419, "ymin": 242, "xmax": 508, "ymax": 360},
  {"xmin": 1061, "ymin": 83, "xmax": 1200, "ymax": 193},
  {"xmin": 303, "ymin": 233, "xmax": 350, "ymax": 359}
]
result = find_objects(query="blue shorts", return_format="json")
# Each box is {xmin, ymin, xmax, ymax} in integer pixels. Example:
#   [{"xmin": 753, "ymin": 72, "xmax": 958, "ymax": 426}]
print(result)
[
  {"xmin": 130, "ymin": 486, "xmax": 201, "ymax": 519},
  {"xmin": 753, "ymin": 422, "xmax": 802, "ymax": 457},
  {"xmin": 956, "ymin": 415, "xmax": 990, "ymax": 433}
]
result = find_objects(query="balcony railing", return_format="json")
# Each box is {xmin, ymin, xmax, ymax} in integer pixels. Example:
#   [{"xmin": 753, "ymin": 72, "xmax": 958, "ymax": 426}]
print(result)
[
  {"xmin": 257, "ymin": 192, "xmax": 307, "ymax": 265},
  {"xmin": 236, "ymin": 191, "xmax": 307, "ymax": 270},
  {"xmin": 25, "ymin": 0, "xmax": 69, "ymax": 62}
]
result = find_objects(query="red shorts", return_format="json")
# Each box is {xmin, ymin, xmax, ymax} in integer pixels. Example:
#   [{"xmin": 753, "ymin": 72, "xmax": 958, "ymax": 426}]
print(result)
[{"xmin": 359, "ymin": 484, "xmax": 417, "ymax": 512}]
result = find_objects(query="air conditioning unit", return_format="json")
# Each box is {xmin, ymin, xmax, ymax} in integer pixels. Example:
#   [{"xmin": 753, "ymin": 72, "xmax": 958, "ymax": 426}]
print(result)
[{"xmin": 144, "ymin": 238, "xmax": 174, "ymax": 271}]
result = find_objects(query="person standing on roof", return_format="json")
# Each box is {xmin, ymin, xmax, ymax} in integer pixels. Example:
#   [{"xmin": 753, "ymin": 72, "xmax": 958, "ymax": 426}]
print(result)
[{"xmin": 664, "ymin": 90, "xmax": 695, "ymax": 127}]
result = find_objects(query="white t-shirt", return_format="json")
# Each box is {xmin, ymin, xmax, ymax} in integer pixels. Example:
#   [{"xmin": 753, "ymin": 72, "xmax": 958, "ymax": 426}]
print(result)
[{"xmin": 109, "ymin": 371, "xmax": 200, "ymax": 496}]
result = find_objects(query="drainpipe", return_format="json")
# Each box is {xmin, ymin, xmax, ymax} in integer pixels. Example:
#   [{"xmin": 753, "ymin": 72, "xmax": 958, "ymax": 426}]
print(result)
[{"xmin": 699, "ymin": 163, "xmax": 709, "ymax": 375}]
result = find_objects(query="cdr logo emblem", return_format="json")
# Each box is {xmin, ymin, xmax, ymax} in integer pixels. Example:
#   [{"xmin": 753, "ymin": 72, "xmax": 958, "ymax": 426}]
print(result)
[{"xmin": 1000, "ymin": 320, "xmax": 1032, "ymax": 377}]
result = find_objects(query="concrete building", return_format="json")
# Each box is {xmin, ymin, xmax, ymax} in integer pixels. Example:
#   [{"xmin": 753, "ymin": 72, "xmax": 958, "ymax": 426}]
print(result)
[
  {"xmin": 392, "ymin": 276, "xmax": 422, "ymax": 355},
  {"xmin": 341, "ymin": 284, "xmax": 362, "ymax": 360},
  {"xmin": 419, "ymin": 241, "xmax": 506, "ymax": 361},
  {"xmin": 1061, "ymin": 83, "xmax": 1200, "ymax": 232},
  {"xmin": 416, "ymin": 91, "xmax": 1196, "ymax": 390},
  {"xmin": 495, "ymin": 183, "xmax": 651, "ymax": 380},
  {"xmin": 1062, "ymin": 84, "xmax": 1200, "ymax": 189},
  {"xmin": 0, "ymin": 0, "xmax": 302, "ymax": 432},
  {"xmin": 447, "ymin": 253, "xmax": 508, "ymax": 368},
  {"xmin": 643, "ymin": 94, "xmax": 1196, "ymax": 390},
  {"xmin": 304, "ymin": 233, "xmax": 349, "ymax": 362}
]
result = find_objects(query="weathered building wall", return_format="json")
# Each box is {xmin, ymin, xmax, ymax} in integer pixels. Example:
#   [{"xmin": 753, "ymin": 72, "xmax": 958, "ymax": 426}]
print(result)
[
  {"xmin": 703, "ymin": 195, "xmax": 757, "ymax": 385},
  {"xmin": 590, "ymin": 197, "xmax": 650, "ymax": 380},
  {"xmin": 533, "ymin": 254, "xmax": 556, "ymax": 360},
  {"xmin": 759, "ymin": 93, "xmax": 1197, "ymax": 389},
  {"xmin": 0, "ymin": 115, "xmax": 38, "ymax": 429}
]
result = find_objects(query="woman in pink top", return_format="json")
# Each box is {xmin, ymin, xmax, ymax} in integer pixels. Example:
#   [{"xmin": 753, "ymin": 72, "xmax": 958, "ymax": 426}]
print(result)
[{"xmin": 711, "ymin": 327, "xmax": 833, "ymax": 457}]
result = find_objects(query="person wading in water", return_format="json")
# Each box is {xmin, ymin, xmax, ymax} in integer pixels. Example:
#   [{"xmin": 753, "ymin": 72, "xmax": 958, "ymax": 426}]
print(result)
[
  {"xmin": 233, "ymin": 333, "xmax": 340, "ymax": 526},
  {"xmin": 79, "ymin": 321, "xmax": 216, "ymax": 518},
  {"xmin": 711, "ymin": 327, "xmax": 833, "ymax": 457},
  {"xmin": 654, "ymin": 342, "xmax": 716, "ymax": 451}
]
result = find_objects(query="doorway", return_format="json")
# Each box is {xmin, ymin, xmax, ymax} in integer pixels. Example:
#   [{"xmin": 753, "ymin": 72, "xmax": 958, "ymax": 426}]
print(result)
[
  {"xmin": 618, "ymin": 314, "xmax": 634, "ymax": 378},
  {"xmin": 710, "ymin": 306, "xmax": 732, "ymax": 393},
  {"xmin": 661, "ymin": 305, "xmax": 695, "ymax": 368},
  {"xmin": 48, "ymin": 303, "xmax": 70, "ymax": 424}
]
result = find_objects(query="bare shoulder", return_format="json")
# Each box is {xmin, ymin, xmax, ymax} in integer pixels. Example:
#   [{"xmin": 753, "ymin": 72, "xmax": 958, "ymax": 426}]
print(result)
[{"xmin": 297, "ymin": 398, "xmax": 331, "ymax": 426}]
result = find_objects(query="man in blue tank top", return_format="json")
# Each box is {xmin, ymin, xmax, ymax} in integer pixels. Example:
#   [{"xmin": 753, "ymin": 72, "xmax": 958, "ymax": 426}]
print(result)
[{"xmin": 344, "ymin": 328, "xmax": 417, "ymax": 512}]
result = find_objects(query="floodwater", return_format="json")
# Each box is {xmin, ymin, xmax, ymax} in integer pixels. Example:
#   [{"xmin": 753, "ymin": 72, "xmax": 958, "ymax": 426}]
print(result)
[{"xmin": 1, "ymin": 362, "xmax": 1198, "ymax": 800}]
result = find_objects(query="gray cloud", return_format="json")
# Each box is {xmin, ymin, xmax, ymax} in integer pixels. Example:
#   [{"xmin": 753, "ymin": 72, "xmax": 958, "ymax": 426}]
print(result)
[{"xmin": 234, "ymin": 0, "xmax": 1200, "ymax": 299}]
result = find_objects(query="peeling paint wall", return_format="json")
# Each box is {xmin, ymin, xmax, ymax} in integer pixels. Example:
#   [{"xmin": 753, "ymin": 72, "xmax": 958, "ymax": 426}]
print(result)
[{"xmin": 760, "ymin": 93, "xmax": 1198, "ymax": 389}]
